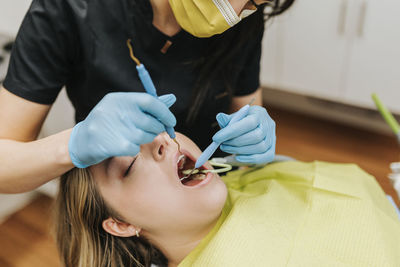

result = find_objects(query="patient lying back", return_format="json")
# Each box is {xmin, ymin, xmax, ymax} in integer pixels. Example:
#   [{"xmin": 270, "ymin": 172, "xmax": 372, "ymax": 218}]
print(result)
[{"xmin": 56, "ymin": 133, "xmax": 400, "ymax": 267}]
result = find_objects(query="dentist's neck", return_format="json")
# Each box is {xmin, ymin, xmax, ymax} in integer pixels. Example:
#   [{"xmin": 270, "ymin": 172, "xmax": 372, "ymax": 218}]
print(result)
[
  {"xmin": 229, "ymin": 0, "xmax": 249, "ymax": 14},
  {"xmin": 149, "ymin": 0, "xmax": 181, "ymax": 37}
]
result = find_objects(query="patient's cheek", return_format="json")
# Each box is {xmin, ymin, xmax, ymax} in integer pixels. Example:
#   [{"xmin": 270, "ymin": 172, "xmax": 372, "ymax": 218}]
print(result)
[{"xmin": 176, "ymin": 133, "xmax": 202, "ymax": 155}]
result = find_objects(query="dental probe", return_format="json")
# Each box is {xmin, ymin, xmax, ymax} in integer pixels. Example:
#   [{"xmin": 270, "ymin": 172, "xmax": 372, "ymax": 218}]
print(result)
[
  {"xmin": 196, "ymin": 104, "xmax": 250, "ymax": 167},
  {"xmin": 127, "ymin": 39, "xmax": 182, "ymax": 151},
  {"xmin": 181, "ymin": 103, "xmax": 251, "ymax": 180},
  {"xmin": 180, "ymin": 160, "xmax": 232, "ymax": 181}
]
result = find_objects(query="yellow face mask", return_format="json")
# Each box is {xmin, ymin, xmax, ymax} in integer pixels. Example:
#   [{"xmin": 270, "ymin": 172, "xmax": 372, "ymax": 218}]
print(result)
[{"xmin": 169, "ymin": 0, "xmax": 256, "ymax": 38}]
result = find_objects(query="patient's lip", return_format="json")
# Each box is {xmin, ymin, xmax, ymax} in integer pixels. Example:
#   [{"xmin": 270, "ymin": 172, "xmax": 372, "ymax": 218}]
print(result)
[
  {"xmin": 176, "ymin": 149, "xmax": 211, "ymax": 171},
  {"xmin": 186, "ymin": 171, "xmax": 214, "ymax": 189},
  {"xmin": 174, "ymin": 149, "xmax": 197, "ymax": 177},
  {"xmin": 173, "ymin": 148, "xmax": 217, "ymax": 188}
]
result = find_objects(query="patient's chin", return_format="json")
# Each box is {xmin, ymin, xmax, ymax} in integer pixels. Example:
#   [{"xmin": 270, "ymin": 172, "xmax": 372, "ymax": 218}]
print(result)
[{"xmin": 203, "ymin": 177, "xmax": 228, "ymax": 212}]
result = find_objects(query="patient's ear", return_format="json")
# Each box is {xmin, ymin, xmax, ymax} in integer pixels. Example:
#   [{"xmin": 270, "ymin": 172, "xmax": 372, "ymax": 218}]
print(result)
[{"xmin": 102, "ymin": 217, "xmax": 138, "ymax": 237}]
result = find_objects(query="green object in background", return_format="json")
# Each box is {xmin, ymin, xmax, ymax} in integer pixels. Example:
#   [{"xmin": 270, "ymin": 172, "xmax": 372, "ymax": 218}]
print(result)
[{"xmin": 372, "ymin": 93, "xmax": 400, "ymax": 135}]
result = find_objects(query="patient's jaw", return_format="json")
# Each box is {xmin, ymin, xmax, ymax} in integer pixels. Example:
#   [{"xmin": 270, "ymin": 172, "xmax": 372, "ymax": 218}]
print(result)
[{"xmin": 89, "ymin": 132, "xmax": 227, "ymax": 244}]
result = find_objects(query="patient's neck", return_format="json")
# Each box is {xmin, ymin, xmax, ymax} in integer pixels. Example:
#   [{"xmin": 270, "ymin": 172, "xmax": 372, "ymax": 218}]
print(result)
[{"xmin": 149, "ymin": 215, "xmax": 220, "ymax": 267}]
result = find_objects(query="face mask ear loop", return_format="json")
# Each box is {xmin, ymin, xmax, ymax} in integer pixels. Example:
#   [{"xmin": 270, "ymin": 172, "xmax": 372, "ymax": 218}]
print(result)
[
  {"xmin": 249, "ymin": 0, "xmax": 261, "ymax": 9},
  {"xmin": 249, "ymin": 0, "xmax": 275, "ymax": 9}
]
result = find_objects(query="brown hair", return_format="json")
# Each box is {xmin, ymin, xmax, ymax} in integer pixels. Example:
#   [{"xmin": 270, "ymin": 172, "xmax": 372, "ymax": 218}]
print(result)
[{"xmin": 55, "ymin": 168, "xmax": 167, "ymax": 267}]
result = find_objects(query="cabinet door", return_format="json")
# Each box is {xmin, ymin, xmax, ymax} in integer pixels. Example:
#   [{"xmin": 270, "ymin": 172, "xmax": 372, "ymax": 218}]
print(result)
[
  {"xmin": 264, "ymin": 0, "xmax": 350, "ymax": 100},
  {"xmin": 344, "ymin": 0, "xmax": 400, "ymax": 114},
  {"xmin": 260, "ymin": 17, "xmax": 284, "ymax": 89}
]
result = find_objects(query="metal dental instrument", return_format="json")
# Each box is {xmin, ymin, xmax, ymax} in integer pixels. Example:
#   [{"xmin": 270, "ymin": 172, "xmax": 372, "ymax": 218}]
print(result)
[
  {"xmin": 211, "ymin": 154, "xmax": 295, "ymax": 167},
  {"xmin": 127, "ymin": 39, "xmax": 182, "ymax": 152},
  {"xmin": 181, "ymin": 101, "xmax": 253, "ymax": 180},
  {"xmin": 180, "ymin": 160, "xmax": 232, "ymax": 181}
]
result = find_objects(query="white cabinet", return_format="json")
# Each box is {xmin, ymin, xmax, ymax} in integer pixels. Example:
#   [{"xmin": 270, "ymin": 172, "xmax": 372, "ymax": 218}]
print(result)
[
  {"xmin": 345, "ymin": 0, "xmax": 400, "ymax": 113},
  {"xmin": 260, "ymin": 18, "xmax": 283, "ymax": 89},
  {"xmin": 261, "ymin": 0, "xmax": 400, "ymax": 114},
  {"xmin": 279, "ymin": 0, "xmax": 349, "ymax": 100}
]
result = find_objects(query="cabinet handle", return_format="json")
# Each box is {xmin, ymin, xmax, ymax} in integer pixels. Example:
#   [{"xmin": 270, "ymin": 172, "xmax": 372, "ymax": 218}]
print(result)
[
  {"xmin": 357, "ymin": 1, "xmax": 368, "ymax": 38},
  {"xmin": 337, "ymin": 0, "xmax": 348, "ymax": 36}
]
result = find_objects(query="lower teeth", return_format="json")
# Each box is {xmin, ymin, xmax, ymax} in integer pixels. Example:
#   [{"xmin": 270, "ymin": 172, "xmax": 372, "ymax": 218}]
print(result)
[{"xmin": 191, "ymin": 173, "xmax": 206, "ymax": 180}]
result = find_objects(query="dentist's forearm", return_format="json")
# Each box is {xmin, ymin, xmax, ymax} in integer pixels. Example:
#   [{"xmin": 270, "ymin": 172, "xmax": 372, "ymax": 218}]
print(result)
[
  {"xmin": 230, "ymin": 88, "xmax": 262, "ymax": 113},
  {"xmin": 0, "ymin": 129, "xmax": 74, "ymax": 193}
]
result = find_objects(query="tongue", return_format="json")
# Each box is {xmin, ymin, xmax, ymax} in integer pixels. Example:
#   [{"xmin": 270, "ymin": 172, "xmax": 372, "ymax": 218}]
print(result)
[{"xmin": 181, "ymin": 173, "xmax": 207, "ymax": 186}]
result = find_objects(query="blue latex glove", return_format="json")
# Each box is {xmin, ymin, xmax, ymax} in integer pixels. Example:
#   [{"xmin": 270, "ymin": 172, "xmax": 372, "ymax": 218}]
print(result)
[
  {"xmin": 68, "ymin": 92, "xmax": 177, "ymax": 168},
  {"xmin": 213, "ymin": 105, "xmax": 276, "ymax": 164}
]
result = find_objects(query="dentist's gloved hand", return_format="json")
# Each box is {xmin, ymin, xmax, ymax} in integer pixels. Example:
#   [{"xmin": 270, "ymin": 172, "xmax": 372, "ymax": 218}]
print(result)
[
  {"xmin": 68, "ymin": 92, "xmax": 177, "ymax": 168},
  {"xmin": 213, "ymin": 105, "xmax": 276, "ymax": 164}
]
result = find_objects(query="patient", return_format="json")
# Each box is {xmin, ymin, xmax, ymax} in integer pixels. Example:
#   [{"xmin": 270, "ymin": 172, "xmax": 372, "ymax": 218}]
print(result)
[{"xmin": 56, "ymin": 133, "xmax": 400, "ymax": 267}]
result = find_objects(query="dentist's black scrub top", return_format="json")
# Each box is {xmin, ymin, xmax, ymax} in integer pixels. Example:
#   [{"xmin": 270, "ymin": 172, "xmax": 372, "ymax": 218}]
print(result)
[{"xmin": 3, "ymin": 0, "xmax": 263, "ymax": 150}]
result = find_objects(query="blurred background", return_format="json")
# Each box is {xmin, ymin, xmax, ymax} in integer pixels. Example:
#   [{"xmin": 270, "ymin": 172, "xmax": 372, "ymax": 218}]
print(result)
[{"xmin": 0, "ymin": 0, "xmax": 399, "ymax": 266}]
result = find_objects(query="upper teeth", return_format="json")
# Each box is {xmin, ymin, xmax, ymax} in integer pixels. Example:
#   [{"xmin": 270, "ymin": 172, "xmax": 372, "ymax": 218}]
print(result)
[{"xmin": 177, "ymin": 154, "xmax": 186, "ymax": 170}]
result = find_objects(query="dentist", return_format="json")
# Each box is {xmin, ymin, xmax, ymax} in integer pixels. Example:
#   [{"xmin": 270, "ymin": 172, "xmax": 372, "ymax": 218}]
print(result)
[{"xmin": 0, "ymin": 0, "xmax": 294, "ymax": 193}]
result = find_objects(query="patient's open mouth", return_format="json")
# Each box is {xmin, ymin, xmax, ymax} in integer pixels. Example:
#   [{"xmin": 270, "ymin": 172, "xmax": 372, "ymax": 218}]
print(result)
[{"xmin": 176, "ymin": 154, "xmax": 207, "ymax": 186}]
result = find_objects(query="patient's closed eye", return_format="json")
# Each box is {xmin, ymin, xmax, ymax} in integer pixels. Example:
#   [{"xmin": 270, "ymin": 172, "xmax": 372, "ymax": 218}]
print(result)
[{"xmin": 124, "ymin": 157, "xmax": 137, "ymax": 177}]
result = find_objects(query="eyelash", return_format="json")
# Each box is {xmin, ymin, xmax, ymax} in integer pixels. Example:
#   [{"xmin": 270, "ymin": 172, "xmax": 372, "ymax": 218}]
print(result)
[{"xmin": 123, "ymin": 157, "xmax": 137, "ymax": 177}]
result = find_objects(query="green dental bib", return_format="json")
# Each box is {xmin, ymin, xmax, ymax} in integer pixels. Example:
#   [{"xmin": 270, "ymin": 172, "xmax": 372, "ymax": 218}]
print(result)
[{"xmin": 179, "ymin": 161, "xmax": 400, "ymax": 266}]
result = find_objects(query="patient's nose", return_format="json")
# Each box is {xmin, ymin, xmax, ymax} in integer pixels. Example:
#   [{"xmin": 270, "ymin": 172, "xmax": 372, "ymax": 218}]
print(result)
[{"xmin": 151, "ymin": 133, "xmax": 170, "ymax": 161}]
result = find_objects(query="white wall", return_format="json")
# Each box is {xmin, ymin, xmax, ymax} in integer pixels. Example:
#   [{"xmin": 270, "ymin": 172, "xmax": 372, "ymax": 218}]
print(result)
[
  {"xmin": 0, "ymin": 89, "xmax": 75, "ymax": 222},
  {"xmin": 0, "ymin": 0, "xmax": 32, "ymax": 36},
  {"xmin": 0, "ymin": 1, "xmax": 76, "ymax": 221},
  {"xmin": 39, "ymin": 89, "xmax": 76, "ymax": 137},
  {"xmin": 0, "ymin": 0, "xmax": 34, "ymax": 222}
]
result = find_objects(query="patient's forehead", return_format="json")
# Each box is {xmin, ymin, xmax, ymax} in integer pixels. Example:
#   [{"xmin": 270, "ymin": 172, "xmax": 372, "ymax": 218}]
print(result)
[{"xmin": 90, "ymin": 156, "xmax": 133, "ymax": 184}]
